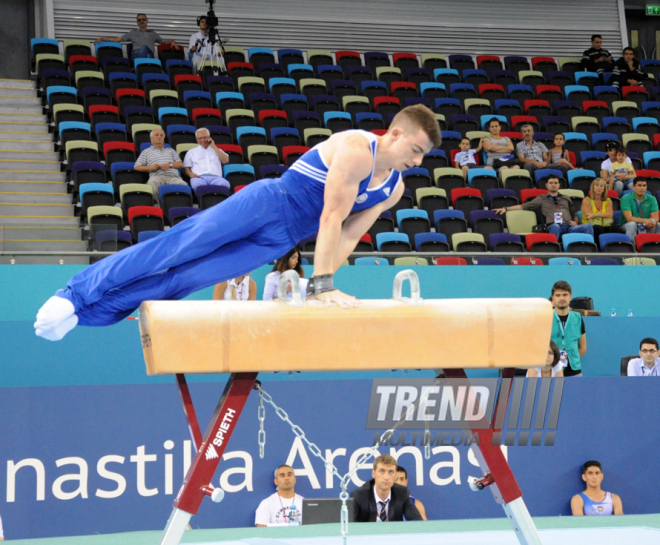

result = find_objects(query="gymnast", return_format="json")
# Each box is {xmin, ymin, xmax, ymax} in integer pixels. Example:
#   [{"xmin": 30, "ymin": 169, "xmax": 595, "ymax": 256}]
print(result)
[{"xmin": 34, "ymin": 105, "xmax": 441, "ymax": 341}]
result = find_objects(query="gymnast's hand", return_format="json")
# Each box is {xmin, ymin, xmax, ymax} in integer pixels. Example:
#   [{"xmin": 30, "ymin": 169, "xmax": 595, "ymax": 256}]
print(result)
[{"xmin": 313, "ymin": 289, "xmax": 359, "ymax": 309}]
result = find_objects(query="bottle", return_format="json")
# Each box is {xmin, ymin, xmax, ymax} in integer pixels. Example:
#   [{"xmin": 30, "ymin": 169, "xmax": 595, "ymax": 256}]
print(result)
[
  {"xmin": 610, "ymin": 308, "xmax": 617, "ymax": 317},
  {"xmin": 289, "ymin": 505, "xmax": 298, "ymax": 525},
  {"xmin": 627, "ymin": 309, "xmax": 633, "ymax": 317}
]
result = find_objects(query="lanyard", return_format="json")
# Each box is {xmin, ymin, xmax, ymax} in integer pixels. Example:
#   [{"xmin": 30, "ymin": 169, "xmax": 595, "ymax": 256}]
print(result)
[
  {"xmin": 554, "ymin": 311, "xmax": 570, "ymax": 349},
  {"xmin": 549, "ymin": 195, "xmax": 561, "ymax": 211},
  {"xmin": 635, "ymin": 197, "xmax": 644, "ymax": 218}
]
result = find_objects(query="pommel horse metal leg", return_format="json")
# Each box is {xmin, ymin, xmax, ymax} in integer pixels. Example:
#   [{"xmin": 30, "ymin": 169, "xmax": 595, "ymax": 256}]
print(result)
[
  {"xmin": 159, "ymin": 372, "xmax": 258, "ymax": 545},
  {"xmin": 444, "ymin": 368, "xmax": 543, "ymax": 545}
]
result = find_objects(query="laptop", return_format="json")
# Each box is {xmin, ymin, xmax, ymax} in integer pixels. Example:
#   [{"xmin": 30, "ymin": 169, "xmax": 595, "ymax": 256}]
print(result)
[{"xmin": 302, "ymin": 498, "xmax": 355, "ymax": 525}]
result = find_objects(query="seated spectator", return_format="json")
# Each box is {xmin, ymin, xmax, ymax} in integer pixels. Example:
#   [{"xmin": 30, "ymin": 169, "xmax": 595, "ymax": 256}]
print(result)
[
  {"xmin": 627, "ymin": 337, "xmax": 660, "ymax": 376},
  {"xmin": 96, "ymin": 13, "xmax": 179, "ymax": 60},
  {"xmin": 255, "ymin": 465, "xmax": 303, "ymax": 526},
  {"xmin": 582, "ymin": 35, "xmax": 614, "ymax": 75},
  {"xmin": 516, "ymin": 124, "xmax": 548, "ymax": 176},
  {"xmin": 546, "ymin": 133, "xmax": 576, "ymax": 178},
  {"xmin": 571, "ymin": 461, "xmax": 623, "ymax": 516},
  {"xmin": 213, "ymin": 274, "xmax": 257, "ymax": 301},
  {"xmin": 601, "ymin": 143, "xmax": 628, "ymax": 196},
  {"xmin": 182, "ymin": 128, "xmax": 230, "ymax": 192},
  {"xmin": 494, "ymin": 176, "xmax": 594, "ymax": 240},
  {"xmin": 263, "ymin": 247, "xmax": 308, "ymax": 301},
  {"xmin": 454, "ymin": 137, "xmax": 483, "ymax": 177},
  {"xmin": 482, "ymin": 118, "xmax": 520, "ymax": 174},
  {"xmin": 618, "ymin": 177, "xmax": 660, "ymax": 242},
  {"xmin": 396, "ymin": 466, "xmax": 428, "ymax": 520},
  {"xmin": 527, "ymin": 340, "xmax": 564, "ymax": 377},
  {"xmin": 550, "ymin": 281, "xmax": 586, "ymax": 377},
  {"xmin": 134, "ymin": 128, "xmax": 187, "ymax": 203},
  {"xmin": 609, "ymin": 147, "xmax": 636, "ymax": 192},
  {"xmin": 351, "ymin": 454, "xmax": 422, "ymax": 522},
  {"xmin": 611, "ymin": 47, "xmax": 648, "ymax": 89},
  {"xmin": 581, "ymin": 177, "xmax": 615, "ymax": 245},
  {"xmin": 189, "ymin": 16, "xmax": 224, "ymax": 71}
]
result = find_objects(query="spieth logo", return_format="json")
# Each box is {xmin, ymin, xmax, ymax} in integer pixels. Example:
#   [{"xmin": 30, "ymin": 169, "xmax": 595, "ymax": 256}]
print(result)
[
  {"xmin": 205, "ymin": 444, "xmax": 219, "ymax": 460},
  {"xmin": 212, "ymin": 408, "xmax": 237, "ymax": 448},
  {"xmin": 355, "ymin": 193, "xmax": 368, "ymax": 203}
]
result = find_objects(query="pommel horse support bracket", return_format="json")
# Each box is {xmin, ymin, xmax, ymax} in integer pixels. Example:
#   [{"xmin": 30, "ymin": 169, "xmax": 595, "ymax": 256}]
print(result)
[{"xmin": 139, "ymin": 270, "xmax": 552, "ymax": 545}]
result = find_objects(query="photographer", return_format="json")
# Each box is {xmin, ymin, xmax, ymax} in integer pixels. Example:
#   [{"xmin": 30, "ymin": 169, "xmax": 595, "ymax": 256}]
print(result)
[
  {"xmin": 189, "ymin": 16, "xmax": 212, "ymax": 69},
  {"xmin": 189, "ymin": 8, "xmax": 224, "ymax": 71}
]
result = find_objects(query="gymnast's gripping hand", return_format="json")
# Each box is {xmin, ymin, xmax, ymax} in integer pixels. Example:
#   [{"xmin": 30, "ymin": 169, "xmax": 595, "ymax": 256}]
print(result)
[{"xmin": 311, "ymin": 288, "xmax": 359, "ymax": 309}]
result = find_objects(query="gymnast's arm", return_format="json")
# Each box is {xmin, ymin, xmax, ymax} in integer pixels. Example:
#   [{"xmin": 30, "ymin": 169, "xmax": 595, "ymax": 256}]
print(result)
[
  {"xmin": 312, "ymin": 134, "xmax": 374, "ymax": 306},
  {"xmin": 333, "ymin": 181, "xmax": 405, "ymax": 270}
]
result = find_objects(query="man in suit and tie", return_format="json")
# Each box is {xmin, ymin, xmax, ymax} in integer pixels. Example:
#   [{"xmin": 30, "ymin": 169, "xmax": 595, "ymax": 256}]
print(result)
[{"xmin": 350, "ymin": 454, "xmax": 423, "ymax": 522}]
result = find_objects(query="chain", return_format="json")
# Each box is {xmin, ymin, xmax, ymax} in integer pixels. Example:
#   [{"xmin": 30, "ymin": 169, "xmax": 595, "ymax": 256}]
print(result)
[
  {"xmin": 254, "ymin": 383, "xmax": 393, "ymax": 544},
  {"xmin": 257, "ymin": 388, "xmax": 266, "ymax": 459}
]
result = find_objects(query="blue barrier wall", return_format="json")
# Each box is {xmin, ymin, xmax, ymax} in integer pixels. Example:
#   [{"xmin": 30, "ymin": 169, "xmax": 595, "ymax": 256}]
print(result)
[{"xmin": 1, "ymin": 265, "xmax": 659, "ymax": 539}]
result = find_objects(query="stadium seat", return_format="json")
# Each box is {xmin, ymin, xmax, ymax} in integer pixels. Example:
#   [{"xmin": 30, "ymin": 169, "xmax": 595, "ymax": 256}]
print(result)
[
  {"xmin": 414, "ymin": 232, "xmax": 449, "ymax": 252},
  {"xmin": 376, "ymin": 232, "xmax": 411, "ymax": 252},
  {"xmin": 548, "ymin": 257, "xmax": 583, "ymax": 265},
  {"xmin": 490, "ymin": 233, "xmax": 525, "ymax": 253}
]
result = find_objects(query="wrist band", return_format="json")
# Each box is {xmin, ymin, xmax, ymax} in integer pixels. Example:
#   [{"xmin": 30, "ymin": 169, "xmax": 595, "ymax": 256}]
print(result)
[{"xmin": 307, "ymin": 274, "xmax": 334, "ymax": 296}]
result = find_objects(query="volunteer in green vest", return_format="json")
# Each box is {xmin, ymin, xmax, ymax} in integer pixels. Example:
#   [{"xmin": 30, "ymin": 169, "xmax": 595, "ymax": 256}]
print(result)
[
  {"xmin": 618, "ymin": 177, "xmax": 660, "ymax": 242},
  {"xmin": 550, "ymin": 280, "xmax": 587, "ymax": 377}
]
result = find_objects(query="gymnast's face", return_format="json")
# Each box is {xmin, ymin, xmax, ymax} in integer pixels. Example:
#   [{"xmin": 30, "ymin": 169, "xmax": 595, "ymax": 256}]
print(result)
[
  {"xmin": 372, "ymin": 463, "xmax": 397, "ymax": 493},
  {"xmin": 582, "ymin": 466, "xmax": 604, "ymax": 487},
  {"xmin": 389, "ymin": 126, "xmax": 434, "ymax": 171}
]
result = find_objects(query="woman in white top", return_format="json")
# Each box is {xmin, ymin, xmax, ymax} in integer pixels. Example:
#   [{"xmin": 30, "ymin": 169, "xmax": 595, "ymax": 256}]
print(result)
[
  {"xmin": 527, "ymin": 340, "xmax": 564, "ymax": 377},
  {"xmin": 263, "ymin": 247, "xmax": 308, "ymax": 301},
  {"xmin": 213, "ymin": 274, "xmax": 257, "ymax": 301}
]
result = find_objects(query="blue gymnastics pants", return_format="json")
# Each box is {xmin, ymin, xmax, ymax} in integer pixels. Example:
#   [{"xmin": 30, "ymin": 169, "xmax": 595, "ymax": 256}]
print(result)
[{"xmin": 60, "ymin": 179, "xmax": 303, "ymax": 326}]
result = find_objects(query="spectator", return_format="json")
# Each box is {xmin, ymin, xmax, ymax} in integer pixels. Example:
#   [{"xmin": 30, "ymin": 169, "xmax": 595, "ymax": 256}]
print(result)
[
  {"xmin": 550, "ymin": 280, "xmax": 586, "ymax": 377},
  {"xmin": 611, "ymin": 47, "xmax": 648, "ymax": 89},
  {"xmin": 454, "ymin": 137, "xmax": 482, "ymax": 177},
  {"xmin": 627, "ymin": 337, "xmax": 660, "ymax": 376},
  {"xmin": 494, "ymin": 176, "xmax": 594, "ymax": 241},
  {"xmin": 482, "ymin": 118, "xmax": 520, "ymax": 174},
  {"xmin": 516, "ymin": 124, "xmax": 548, "ymax": 176},
  {"xmin": 571, "ymin": 461, "xmax": 623, "ymax": 515},
  {"xmin": 213, "ymin": 274, "xmax": 257, "ymax": 301},
  {"xmin": 134, "ymin": 128, "xmax": 187, "ymax": 203},
  {"xmin": 96, "ymin": 13, "xmax": 179, "ymax": 60},
  {"xmin": 581, "ymin": 177, "xmax": 614, "ymax": 245},
  {"xmin": 582, "ymin": 35, "xmax": 614, "ymax": 76},
  {"xmin": 263, "ymin": 247, "xmax": 308, "ymax": 301},
  {"xmin": 189, "ymin": 16, "xmax": 223, "ymax": 70},
  {"xmin": 546, "ymin": 133, "xmax": 576, "ymax": 178},
  {"xmin": 618, "ymin": 177, "xmax": 660, "ymax": 242},
  {"xmin": 601, "ymin": 143, "xmax": 628, "ymax": 195},
  {"xmin": 395, "ymin": 466, "xmax": 428, "ymax": 520},
  {"xmin": 255, "ymin": 465, "xmax": 304, "ymax": 526},
  {"xmin": 351, "ymin": 454, "xmax": 423, "ymax": 522},
  {"xmin": 609, "ymin": 147, "xmax": 636, "ymax": 192},
  {"xmin": 182, "ymin": 128, "xmax": 230, "ymax": 192},
  {"xmin": 527, "ymin": 340, "xmax": 564, "ymax": 377}
]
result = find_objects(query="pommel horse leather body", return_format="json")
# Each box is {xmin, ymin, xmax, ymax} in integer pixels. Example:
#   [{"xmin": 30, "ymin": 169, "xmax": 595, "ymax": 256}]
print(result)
[{"xmin": 139, "ymin": 298, "xmax": 553, "ymax": 375}]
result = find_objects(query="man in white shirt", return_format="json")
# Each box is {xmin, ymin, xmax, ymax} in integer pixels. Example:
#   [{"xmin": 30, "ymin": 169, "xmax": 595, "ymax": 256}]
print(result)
[
  {"xmin": 627, "ymin": 337, "xmax": 660, "ymax": 376},
  {"xmin": 255, "ymin": 465, "xmax": 304, "ymax": 526},
  {"xmin": 182, "ymin": 128, "xmax": 230, "ymax": 192}
]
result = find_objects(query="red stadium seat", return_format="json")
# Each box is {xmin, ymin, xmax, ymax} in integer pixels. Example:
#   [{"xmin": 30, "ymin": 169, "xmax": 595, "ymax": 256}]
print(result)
[
  {"xmin": 510, "ymin": 257, "xmax": 543, "ymax": 265},
  {"xmin": 432, "ymin": 257, "xmax": 467, "ymax": 266},
  {"xmin": 525, "ymin": 233, "xmax": 559, "ymax": 252},
  {"xmin": 521, "ymin": 188, "xmax": 548, "ymax": 203}
]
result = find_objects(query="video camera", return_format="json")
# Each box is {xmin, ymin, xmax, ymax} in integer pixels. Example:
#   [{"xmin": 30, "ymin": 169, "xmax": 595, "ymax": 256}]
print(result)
[{"xmin": 204, "ymin": 0, "xmax": 219, "ymax": 28}]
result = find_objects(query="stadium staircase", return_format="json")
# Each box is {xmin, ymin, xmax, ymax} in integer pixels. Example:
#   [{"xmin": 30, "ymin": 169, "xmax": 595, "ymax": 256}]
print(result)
[{"xmin": 0, "ymin": 78, "xmax": 86, "ymax": 263}]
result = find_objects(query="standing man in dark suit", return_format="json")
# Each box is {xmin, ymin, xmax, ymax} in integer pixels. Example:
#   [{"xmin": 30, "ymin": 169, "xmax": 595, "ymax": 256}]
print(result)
[{"xmin": 351, "ymin": 454, "xmax": 423, "ymax": 522}]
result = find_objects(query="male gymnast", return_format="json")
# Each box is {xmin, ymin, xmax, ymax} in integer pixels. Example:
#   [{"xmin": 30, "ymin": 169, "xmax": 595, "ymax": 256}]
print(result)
[{"xmin": 34, "ymin": 105, "xmax": 441, "ymax": 340}]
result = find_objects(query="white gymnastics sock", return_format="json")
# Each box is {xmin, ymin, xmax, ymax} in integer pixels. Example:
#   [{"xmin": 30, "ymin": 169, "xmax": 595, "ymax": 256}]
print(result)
[
  {"xmin": 34, "ymin": 296, "xmax": 77, "ymax": 340},
  {"xmin": 35, "ymin": 313, "xmax": 79, "ymax": 341}
]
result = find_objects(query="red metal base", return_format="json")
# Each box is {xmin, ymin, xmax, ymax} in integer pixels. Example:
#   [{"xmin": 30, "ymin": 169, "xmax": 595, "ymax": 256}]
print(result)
[{"xmin": 173, "ymin": 372, "xmax": 257, "ymax": 515}]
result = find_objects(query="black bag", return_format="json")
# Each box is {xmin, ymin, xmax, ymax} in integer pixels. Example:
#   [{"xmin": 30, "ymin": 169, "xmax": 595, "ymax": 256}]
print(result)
[
  {"xmin": 570, "ymin": 297, "xmax": 594, "ymax": 311},
  {"xmin": 493, "ymin": 157, "xmax": 520, "ymax": 170},
  {"xmin": 532, "ymin": 223, "xmax": 548, "ymax": 233}
]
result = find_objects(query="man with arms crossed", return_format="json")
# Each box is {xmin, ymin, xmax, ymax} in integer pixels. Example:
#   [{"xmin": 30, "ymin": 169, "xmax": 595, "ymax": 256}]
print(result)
[
  {"xmin": 351, "ymin": 455, "xmax": 423, "ymax": 522},
  {"xmin": 35, "ymin": 105, "xmax": 440, "ymax": 340},
  {"xmin": 571, "ymin": 461, "xmax": 623, "ymax": 516}
]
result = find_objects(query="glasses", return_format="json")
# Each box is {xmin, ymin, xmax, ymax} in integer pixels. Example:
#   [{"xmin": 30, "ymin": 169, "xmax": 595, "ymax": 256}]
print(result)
[
  {"xmin": 640, "ymin": 349, "xmax": 657, "ymax": 354},
  {"xmin": 137, "ymin": 18, "xmax": 147, "ymax": 22}
]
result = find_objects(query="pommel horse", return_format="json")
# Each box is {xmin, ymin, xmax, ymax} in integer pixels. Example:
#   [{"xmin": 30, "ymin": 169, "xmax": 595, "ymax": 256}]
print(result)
[{"xmin": 138, "ymin": 270, "xmax": 553, "ymax": 545}]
